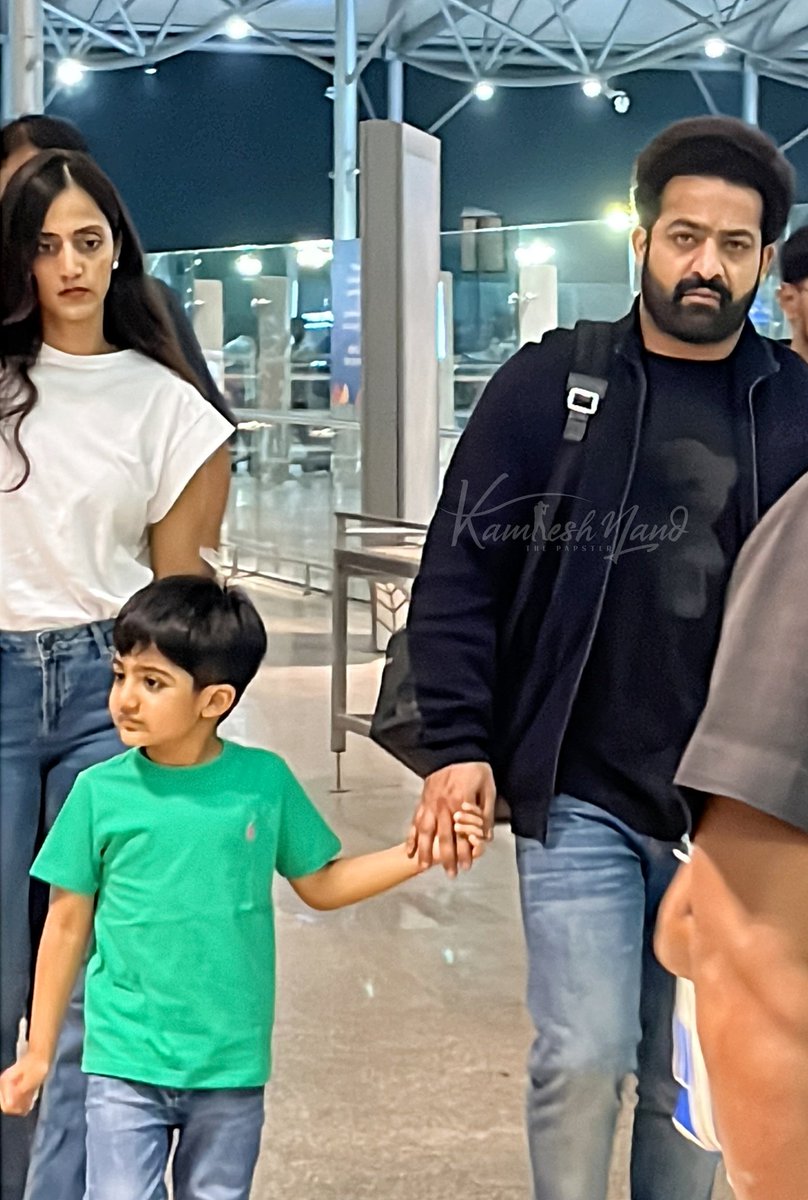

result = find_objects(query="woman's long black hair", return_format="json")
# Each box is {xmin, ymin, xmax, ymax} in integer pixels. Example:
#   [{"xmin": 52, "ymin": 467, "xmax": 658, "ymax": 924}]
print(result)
[{"xmin": 1, "ymin": 149, "xmax": 205, "ymax": 490}]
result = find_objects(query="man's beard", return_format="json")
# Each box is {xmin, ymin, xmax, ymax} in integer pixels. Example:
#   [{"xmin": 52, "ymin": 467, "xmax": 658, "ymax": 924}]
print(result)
[{"xmin": 641, "ymin": 258, "xmax": 760, "ymax": 345}]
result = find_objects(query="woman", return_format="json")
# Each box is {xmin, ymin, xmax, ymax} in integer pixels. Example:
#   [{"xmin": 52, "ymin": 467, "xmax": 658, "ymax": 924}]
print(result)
[{"xmin": 0, "ymin": 149, "xmax": 234, "ymax": 1200}]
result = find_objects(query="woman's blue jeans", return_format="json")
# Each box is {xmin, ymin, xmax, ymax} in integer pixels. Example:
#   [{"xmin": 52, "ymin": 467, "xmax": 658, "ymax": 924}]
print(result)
[{"xmin": 0, "ymin": 621, "xmax": 122, "ymax": 1200}]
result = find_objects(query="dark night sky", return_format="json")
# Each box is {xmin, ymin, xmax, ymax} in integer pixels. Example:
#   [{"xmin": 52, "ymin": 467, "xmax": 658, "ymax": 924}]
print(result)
[{"xmin": 29, "ymin": 50, "xmax": 808, "ymax": 251}]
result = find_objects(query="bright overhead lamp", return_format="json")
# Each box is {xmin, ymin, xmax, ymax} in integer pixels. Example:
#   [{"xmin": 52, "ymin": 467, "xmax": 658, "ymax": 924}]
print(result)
[
  {"xmin": 294, "ymin": 241, "xmax": 334, "ymax": 271},
  {"xmin": 612, "ymin": 91, "xmax": 631, "ymax": 114},
  {"xmin": 224, "ymin": 15, "xmax": 252, "ymax": 40},
  {"xmin": 704, "ymin": 36, "xmax": 727, "ymax": 58},
  {"xmin": 144, "ymin": 66, "xmax": 158, "ymax": 75},
  {"xmin": 473, "ymin": 81, "xmax": 495, "ymax": 102},
  {"xmin": 582, "ymin": 78, "xmax": 603, "ymax": 98},
  {"xmin": 56, "ymin": 58, "xmax": 85, "ymax": 87},
  {"xmin": 514, "ymin": 239, "xmax": 555, "ymax": 268},
  {"xmin": 235, "ymin": 253, "xmax": 262, "ymax": 278},
  {"xmin": 604, "ymin": 204, "xmax": 634, "ymax": 232}
]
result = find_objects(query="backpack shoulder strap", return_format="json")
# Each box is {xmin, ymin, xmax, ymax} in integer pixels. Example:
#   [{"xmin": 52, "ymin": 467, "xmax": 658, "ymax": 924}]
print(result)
[{"xmin": 563, "ymin": 319, "xmax": 617, "ymax": 443}]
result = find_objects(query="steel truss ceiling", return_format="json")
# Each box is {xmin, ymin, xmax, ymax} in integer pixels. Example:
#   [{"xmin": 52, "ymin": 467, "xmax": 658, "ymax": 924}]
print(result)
[{"xmin": 36, "ymin": 1, "xmax": 808, "ymax": 90}]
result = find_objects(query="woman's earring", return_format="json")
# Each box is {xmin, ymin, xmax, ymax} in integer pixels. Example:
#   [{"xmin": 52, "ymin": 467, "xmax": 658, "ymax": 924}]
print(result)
[{"xmin": 112, "ymin": 260, "xmax": 119, "ymax": 270}]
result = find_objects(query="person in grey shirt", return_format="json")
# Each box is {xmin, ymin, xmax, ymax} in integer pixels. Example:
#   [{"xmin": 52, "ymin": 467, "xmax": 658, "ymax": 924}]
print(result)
[{"xmin": 656, "ymin": 470, "xmax": 808, "ymax": 1200}]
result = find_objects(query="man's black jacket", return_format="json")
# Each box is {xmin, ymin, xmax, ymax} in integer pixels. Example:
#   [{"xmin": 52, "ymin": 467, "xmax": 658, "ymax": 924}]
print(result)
[{"xmin": 406, "ymin": 304, "xmax": 808, "ymax": 840}]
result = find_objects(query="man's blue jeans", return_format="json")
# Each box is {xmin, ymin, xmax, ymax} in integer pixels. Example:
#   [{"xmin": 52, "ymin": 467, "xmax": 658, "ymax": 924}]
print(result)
[
  {"xmin": 516, "ymin": 794, "xmax": 721, "ymax": 1200},
  {"xmin": 85, "ymin": 1076, "xmax": 265, "ymax": 1200},
  {"xmin": 0, "ymin": 622, "xmax": 122, "ymax": 1200}
]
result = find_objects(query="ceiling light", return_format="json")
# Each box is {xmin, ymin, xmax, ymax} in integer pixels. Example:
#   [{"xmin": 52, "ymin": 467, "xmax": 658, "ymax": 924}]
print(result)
[
  {"xmin": 56, "ymin": 59, "xmax": 85, "ymax": 87},
  {"xmin": 144, "ymin": 66, "xmax": 157, "ymax": 75},
  {"xmin": 294, "ymin": 241, "xmax": 333, "ymax": 270},
  {"xmin": 473, "ymin": 81, "xmax": 495, "ymax": 102},
  {"xmin": 612, "ymin": 91, "xmax": 630, "ymax": 114},
  {"xmin": 514, "ymin": 240, "xmax": 555, "ymax": 268},
  {"xmin": 225, "ymin": 15, "xmax": 252, "ymax": 39},
  {"xmin": 582, "ymin": 78, "xmax": 603, "ymax": 98},
  {"xmin": 235, "ymin": 253, "xmax": 262, "ymax": 277},
  {"xmin": 604, "ymin": 204, "xmax": 633, "ymax": 232},
  {"xmin": 704, "ymin": 36, "xmax": 727, "ymax": 58}
]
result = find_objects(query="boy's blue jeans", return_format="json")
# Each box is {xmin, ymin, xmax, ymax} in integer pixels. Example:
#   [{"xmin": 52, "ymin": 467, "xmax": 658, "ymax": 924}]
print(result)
[
  {"xmin": 85, "ymin": 1076, "xmax": 265, "ymax": 1200},
  {"xmin": 516, "ymin": 794, "xmax": 721, "ymax": 1200},
  {"xmin": 0, "ymin": 621, "xmax": 121, "ymax": 1200}
]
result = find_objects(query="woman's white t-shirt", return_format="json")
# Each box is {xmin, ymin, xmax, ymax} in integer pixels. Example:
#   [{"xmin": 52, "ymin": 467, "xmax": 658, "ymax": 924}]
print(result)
[{"xmin": 1, "ymin": 344, "xmax": 233, "ymax": 632}]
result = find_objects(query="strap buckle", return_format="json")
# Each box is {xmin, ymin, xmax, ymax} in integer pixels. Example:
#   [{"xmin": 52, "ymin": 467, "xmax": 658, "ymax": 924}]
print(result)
[{"xmin": 566, "ymin": 386, "xmax": 600, "ymax": 416}]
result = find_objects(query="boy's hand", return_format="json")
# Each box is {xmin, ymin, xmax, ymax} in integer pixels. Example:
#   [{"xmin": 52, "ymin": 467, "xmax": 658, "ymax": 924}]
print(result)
[
  {"xmin": 454, "ymin": 802, "xmax": 488, "ymax": 859},
  {"xmin": 0, "ymin": 1053, "xmax": 49, "ymax": 1116}
]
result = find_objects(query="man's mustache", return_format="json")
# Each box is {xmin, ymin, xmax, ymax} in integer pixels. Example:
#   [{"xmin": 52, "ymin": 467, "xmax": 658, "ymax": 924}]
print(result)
[{"xmin": 673, "ymin": 275, "xmax": 732, "ymax": 305}]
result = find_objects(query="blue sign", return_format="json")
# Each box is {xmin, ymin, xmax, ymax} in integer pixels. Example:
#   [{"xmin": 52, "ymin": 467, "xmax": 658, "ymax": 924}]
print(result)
[{"xmin": 330, "ymin": 238, "xmax": 362, "ymax": 409}]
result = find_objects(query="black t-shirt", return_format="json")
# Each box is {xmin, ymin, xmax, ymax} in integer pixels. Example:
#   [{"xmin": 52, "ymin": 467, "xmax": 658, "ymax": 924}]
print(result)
[{"xmin": 557, "ymin": 350, "xmax": 743, "ymax": 840}]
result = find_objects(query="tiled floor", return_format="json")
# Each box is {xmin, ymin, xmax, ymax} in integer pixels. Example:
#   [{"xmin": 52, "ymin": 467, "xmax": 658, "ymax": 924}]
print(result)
[{"xmin": 224, "ymin": 581, "xmax": 732, "ymax": 1200}]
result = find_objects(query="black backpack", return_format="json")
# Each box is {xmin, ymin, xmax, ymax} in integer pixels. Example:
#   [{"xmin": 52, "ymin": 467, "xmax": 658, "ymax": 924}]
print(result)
[{"xmin": 369, "ymin": 320, "xmax": 617, "ymax": 777}]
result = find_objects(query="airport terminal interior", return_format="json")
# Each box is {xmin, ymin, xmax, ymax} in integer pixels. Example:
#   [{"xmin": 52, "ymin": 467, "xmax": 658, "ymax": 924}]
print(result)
[{"xmin": 3, "ymin": 1, "xmax": 808, "ymax": 1197}]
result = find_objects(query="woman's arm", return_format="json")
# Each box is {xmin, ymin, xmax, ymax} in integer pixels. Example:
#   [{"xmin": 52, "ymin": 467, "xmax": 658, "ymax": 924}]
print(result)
[
  {"xmin": 148, "ymin": 444, "xmax": 230, "ymax": 577},
  {"xmin": 0, "ymin": 890, "xmax": 94, "ymax": 1116}
]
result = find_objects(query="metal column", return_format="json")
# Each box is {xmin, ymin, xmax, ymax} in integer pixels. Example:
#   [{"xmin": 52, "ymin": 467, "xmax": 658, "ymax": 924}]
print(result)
[
  {"xmin": 742, "ymin": 59, "xmax": 759, "ymax": 126},
  {"xmin": 387, "ymin": 55, "xmax": 404, "ymax": 121},
  {"xmin": 2, "ymin": 0, "xmax": 45, "ymax": 121},
  {"xmin": 333, "ymin": 0, "xmax": 358, "ymax": 240}
]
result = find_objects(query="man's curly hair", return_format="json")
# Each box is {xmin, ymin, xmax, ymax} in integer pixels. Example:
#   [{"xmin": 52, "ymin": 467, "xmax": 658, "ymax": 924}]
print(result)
[{"xmin": 634, "ymin": 116, "xmax": 794, "ymax": 246}]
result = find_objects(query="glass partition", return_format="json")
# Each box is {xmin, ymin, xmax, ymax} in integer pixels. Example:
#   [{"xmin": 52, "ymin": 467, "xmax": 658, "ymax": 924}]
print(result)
[{"xmin": 147, "ymin": 213, "xmax": 794, "ymax": 585}]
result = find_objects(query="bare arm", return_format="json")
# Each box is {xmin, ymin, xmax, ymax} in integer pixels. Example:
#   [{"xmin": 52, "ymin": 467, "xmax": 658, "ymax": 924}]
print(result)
[
  {"xmin": 289, "ymin": 842, "xmax": 423, "ymax": 911},
  {"xmin": 684, "ymin": 797, "xmax": 808, "ymax": 1200},
  {"xmin": 0, "ymin": 891, "xmax": 94, "ymax": 1116},
  {"xmin": 148, "ymin": 445, "xmax": 230, "ymax": 577},
  {"xmin": 291, "ymin": 807, "xmax": 486, "ymax": 910}
]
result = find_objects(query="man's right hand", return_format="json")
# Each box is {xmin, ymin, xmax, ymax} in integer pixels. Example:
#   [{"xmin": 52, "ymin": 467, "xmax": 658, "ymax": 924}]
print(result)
[{"xmin": 407, "ymin": 761, "xmax": 496, "ymax": 877}]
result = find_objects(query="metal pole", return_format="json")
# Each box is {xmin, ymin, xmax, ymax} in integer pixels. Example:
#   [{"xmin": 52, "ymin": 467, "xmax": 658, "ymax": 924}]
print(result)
[
  {"xmin": 2, "ymin": 0, "xmax": 45, "ymax": 121},
  {"xmin": 333, "ymin": 0, "xmax": 358, "ymax": 240},
  {"xmin": 387, "ymin": 54, "xmax": 404, "ymax": 121},
  {"xmin": 742, "ymin": 58, "xmax": 759, "ymax": 125}
]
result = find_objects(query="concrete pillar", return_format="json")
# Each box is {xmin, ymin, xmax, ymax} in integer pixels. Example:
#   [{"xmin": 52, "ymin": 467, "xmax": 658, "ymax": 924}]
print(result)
[
  {"xmin": 2, "ymin": 0, "xmax": 44, "ymax": 121},
  {"xmin": 387, "ymin": 55, "xmax": 404, "ymax": 122},
  {"xmin": 742, "ymin": 59, "xmax": 759, "ymax": 126},
  {"xmin": 333, "ymin": 0, "xmax": 358, "ymax": 241},
  {"xmin": 359, "ymin": 120, "xmax": 442, "ymax": 523}
]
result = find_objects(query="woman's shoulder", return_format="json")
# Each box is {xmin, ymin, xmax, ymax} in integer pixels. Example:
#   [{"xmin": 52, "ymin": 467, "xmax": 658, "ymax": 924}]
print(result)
[{"xmin": 117, "ymin": 351, "xmax": 214, "ymax": 413}]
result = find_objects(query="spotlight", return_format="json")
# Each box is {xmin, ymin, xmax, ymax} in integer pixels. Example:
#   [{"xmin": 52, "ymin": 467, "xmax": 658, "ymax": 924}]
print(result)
[
  {"xmin": 225, "ymin": 15, "xmax": 251, "ymax": 39},
  {"xmin": 235, "ymin": 253, "xmax": 262, "ymax": 278},
  {"xmin": 582, "ymin": 78, "xmax": 603, "ymax": 98},
  {"xmin": 604, "ymin": 204, "xmax": 633, "ymax": 232},
  {"xmin": 144, "ymin": 66, "xmax": 158, "ymax": 75},
  {"xmin": 704, "ymin": 36, "xmax": 727, "ymax": 58},
  {"xmin": 56, "ymin": 59, "xmax": 85, "ymax": 87},
  {"xmin": 294, "ymin": 241, "xmax": 334, "ymax": 271},
  {"xmin": 473, "ymin": 81, "xmax": 495, "ymax": 102},
  {"xmin": 612, "ymin": 91, "xmax": 631, "ymax": 114},
  {"xmin": 514, "ymin": 240, "xmax": 555, "ymax": 268}
]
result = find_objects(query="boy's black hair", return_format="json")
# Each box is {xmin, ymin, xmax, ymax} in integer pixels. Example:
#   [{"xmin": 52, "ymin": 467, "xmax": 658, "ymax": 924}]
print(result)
[
  {"xmin": 1, "ymin": 114, "xmax": 90, "ymax": 161},
  {"xmin": 780, "ymin": 226, "xmax": 808, "ymax": 285},
  {"xmin": 634, "ymin": 116, "xmax": 795, "ymax": 246},
  {"xmin": 114, "ymin": 576, "xmax": 267, "ymax": 706}
]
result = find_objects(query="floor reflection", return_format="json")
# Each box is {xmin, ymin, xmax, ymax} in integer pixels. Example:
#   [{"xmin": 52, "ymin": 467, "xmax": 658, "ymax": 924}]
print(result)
[{"xmin": 224, "ymin": 582, "xmax": 732, "ymax": 1199}]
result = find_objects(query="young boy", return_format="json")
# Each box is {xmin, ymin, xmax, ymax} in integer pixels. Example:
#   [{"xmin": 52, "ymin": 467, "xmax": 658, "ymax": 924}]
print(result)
[{"xmin": 0, "ymin": 576, "xmax": 485, "ymax": 1200}]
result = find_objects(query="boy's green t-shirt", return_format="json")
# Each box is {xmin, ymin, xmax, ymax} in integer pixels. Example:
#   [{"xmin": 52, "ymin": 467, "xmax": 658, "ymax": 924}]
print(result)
[{"xmin": 31, "ymin": 740, "xmax": 341, "ymax": 1089}]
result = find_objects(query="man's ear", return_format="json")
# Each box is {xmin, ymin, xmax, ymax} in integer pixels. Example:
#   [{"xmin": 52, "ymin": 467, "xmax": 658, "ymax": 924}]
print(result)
[
  {"xmin": 758, "ymin": 243, "xmax": 775, "ymax": 281},
  {"xmin": 632, "ymin": 224, "xmax": 648, "ymax": 267},
  {"xmin": 199, "ymin": 683, "xmax": 237, "ymax": 721}
]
